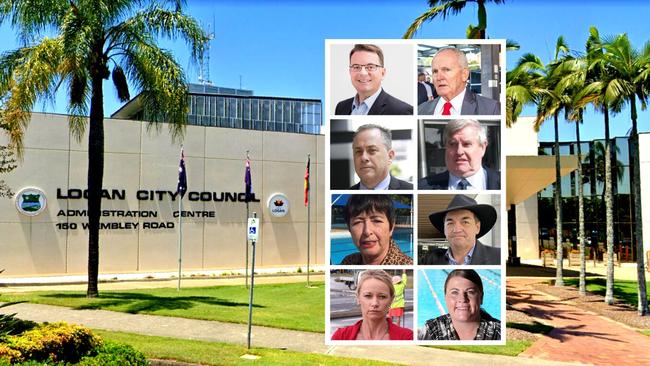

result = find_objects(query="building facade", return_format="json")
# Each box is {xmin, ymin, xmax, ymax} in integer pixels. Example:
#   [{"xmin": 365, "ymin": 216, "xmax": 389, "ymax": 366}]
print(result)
[
  {"xmin": 507, "ymin": 117, "xmax": 650, "ymax": 263},
  {"xmin": 1, "ymin": 106, "xmax": 324, "ymax": 277}
]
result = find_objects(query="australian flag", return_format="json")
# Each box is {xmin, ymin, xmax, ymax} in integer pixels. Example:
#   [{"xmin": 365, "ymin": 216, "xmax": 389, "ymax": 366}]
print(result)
[
  {"xmin": 244, "ymin": 157, "xmax": 252, "ymax": 202},
  {"xmin": 177, "ymin": 148, "xmax": 187, "ymax": 198}
]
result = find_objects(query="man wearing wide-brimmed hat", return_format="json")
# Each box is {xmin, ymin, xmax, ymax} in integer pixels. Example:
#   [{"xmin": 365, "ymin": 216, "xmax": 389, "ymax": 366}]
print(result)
[{"xmin": 421, "ymin": 195, "xmax": 500, "ymax": 265}]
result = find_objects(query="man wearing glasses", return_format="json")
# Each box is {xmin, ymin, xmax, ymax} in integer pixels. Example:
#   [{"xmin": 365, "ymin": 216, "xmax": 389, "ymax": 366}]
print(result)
[{"xmin": 335, "ymin": 44, "xmax": 413, "ymax": 115}]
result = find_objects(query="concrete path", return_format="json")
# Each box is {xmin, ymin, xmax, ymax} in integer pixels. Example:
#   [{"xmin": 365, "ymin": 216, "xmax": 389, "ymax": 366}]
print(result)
[
  {"xmin": 508, "ymin": 278, "xmax": 650, "ymax": 366},
  {"xmin": 0, "ymin": 298, "xmax": 575, "ymax": 366}
]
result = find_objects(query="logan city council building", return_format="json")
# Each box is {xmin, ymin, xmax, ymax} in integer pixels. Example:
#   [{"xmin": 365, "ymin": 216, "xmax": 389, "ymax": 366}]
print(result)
[{"xmin": 1, "ymin": 84, "xmax": 324, "ymax": 277}]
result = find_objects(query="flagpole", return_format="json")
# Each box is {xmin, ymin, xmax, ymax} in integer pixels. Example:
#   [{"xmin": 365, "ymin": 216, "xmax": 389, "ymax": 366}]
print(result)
[
  {"xmin": 177, "ymin": 196, "xmax": 183, "ymax": 291},
  {"xmin": 245, "ymin": 150, "xmax": 250, "ymax": 289},
  {"xmin": 176, "ymin": 146, "xmax": 186, "ymax": 292},
  {"xmin": 306, "ymin": 154, "xmax": 311, "ymax": 287}
]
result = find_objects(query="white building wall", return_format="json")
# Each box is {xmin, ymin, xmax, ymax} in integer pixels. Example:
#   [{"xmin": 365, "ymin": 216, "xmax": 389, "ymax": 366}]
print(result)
[
  {"xmin": 1, "ymin": 113, "xmax": 324, "ymax": 277},
  {"xmin": 505, "ymin": 117, "xmax": 540, "ymax": 259}
]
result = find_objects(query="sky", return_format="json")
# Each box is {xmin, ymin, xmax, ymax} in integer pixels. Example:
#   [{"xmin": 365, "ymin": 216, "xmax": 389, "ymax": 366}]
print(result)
[{"xmin": 1, "ymin": 0, "xmax": 649, "ymax": 143}]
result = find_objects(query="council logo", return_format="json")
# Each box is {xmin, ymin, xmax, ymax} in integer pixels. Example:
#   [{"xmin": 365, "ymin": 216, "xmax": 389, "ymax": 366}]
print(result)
[
  {"xmin": 267, "ymin": 193, "xmax": 290, "ymax": 217},
  {"xmin": 15, "ymin": 187, "xmax": 47, "ymax": 216}
]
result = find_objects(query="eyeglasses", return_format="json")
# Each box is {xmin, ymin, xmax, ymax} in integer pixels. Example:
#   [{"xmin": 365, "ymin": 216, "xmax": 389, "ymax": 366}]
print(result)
[{"xmin": 349, "ymin": 64, "xmax": 383, "ymax": 73}]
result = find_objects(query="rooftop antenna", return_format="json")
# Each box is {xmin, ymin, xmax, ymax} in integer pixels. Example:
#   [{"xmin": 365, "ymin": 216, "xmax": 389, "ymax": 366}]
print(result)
[{"xmin": 198, "ymin": 18, "xmax": 215, "ymax": 86}]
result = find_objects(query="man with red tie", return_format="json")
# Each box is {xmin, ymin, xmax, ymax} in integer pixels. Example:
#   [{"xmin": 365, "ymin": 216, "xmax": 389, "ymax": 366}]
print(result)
[{"xmin": 417, "ymin": 48, "xmax": 499, "ymax": 116}]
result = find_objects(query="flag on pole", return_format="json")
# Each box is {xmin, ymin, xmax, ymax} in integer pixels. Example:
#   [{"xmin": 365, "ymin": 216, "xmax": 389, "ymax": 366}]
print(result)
[
  {"xmin": 304, "ymin": 155, "xmax": 310, "ymax": 206},
  {"xmin": 245, "ymin": 156, "xmax": 252, "ymax": 202},
  {"xmin": 177, "ymin": 148, "xmax": 187, "ymax": 198}
]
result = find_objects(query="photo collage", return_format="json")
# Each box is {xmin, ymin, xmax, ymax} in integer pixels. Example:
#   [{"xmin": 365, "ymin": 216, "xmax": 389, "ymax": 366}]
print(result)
[{"xmin": 325, "ymin": 40, "xmax": 506, "ymax": 345}]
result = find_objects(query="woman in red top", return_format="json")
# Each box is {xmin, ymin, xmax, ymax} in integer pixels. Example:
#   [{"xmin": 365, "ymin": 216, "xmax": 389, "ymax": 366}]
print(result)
[{"xmin": 332, "ymin": 269, "xmax": 412, "ymax": 340}]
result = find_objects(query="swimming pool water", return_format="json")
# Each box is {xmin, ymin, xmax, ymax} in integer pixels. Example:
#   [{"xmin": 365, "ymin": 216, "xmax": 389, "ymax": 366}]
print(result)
[
  {"xmin": 330, "ymin": 229, "xmax": 413, "ymax": 265},
  {"xmin": 417, "ymin": 269, "xmax": 501, "ymax": 329}
]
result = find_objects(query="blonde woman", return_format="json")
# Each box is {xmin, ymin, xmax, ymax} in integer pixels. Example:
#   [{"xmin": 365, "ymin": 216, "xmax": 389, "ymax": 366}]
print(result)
[{"xmin": 332, "ymin": 269, "xmax": 412, "ymax": 340}]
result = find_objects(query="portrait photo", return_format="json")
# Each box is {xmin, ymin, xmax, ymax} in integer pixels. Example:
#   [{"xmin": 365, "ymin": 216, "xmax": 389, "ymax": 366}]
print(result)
[
  {"xmin": 418, "ymin": 118, "xmax": 501, "ymax": 190},
  {"xmin": 331, "ymin": 194, "xmax": 413, "ymax": 265},
  {"xmin": 330, "ymin": 119, "xmax": 416, "ymax": 190},
  {"xmin": 416, "ymin": 42, "xmax": 503, "ymax": 116},
  {"xmin": 330, "ymin": 268, "xmax": 414, "ymax": 342},
  {"xmin": 417, "ymin": 194, "xmax": 501, "ymax": 265},
  {"xmin": 329, "ymin": 42, "xmax": 415, "ymax": 116},
  {"xmin": 417, "ymin": 268, "xmax": 503, "ymax": 342}
]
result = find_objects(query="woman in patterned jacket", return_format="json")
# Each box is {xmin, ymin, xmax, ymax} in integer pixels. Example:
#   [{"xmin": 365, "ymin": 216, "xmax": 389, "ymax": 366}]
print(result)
[{"xmin": 419, "ymin": 269, "xmax": 500, "ymax": 340}]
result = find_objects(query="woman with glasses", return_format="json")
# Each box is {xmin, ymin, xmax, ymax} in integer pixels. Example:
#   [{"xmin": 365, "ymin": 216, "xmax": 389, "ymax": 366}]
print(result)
[{"xmin": 418, "ymin": 269, "xmax": 500, "ymax": 340}]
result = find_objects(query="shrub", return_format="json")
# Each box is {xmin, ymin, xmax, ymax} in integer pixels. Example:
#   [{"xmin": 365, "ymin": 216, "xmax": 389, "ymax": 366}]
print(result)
[
  {"xmin": 78, "ymin": 342, "xmax": 149, "ymax": 366},
  {"xmin": 0, "ymin": 306, "xmax": 37, "ymax": 340},
  {"xmin": 0, "ymin": 343, "xmax": 21, "ymax": 364},
  {"xmin": 7, "ymin": 322, "xmax": 102, "ymax": 363}
]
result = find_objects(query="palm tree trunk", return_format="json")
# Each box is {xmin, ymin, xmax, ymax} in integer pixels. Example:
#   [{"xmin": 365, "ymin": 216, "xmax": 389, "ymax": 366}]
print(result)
[
  {"xmin": 604, "ymin": 107, "xmax": 615, "ymax": 304},
  {"xmin": 629, "ymin": 96, "xmax": 648, "ymax": 315},
  {"xmin": 554, "ymin": 112, "xmax": 564, "ymax": 286},
  {"xmin": 576, "ymin": 115, "xmax": 585, "ymax": 296},
  {"xmin": 86, "ymin": 72, "xmax": 104, "ymax": 298}
]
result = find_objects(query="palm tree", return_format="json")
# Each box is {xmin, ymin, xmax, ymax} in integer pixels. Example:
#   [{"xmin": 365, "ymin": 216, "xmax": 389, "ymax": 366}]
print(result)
[
  {"xmin": 554, "ymin": 54, "xmax": 589, "ymax": 295},
  {"xmin": 574, "ymin": 27, "xmax": 624, "ymax": 304},
  {"xmin": 403, "ymin": 0, "xmax": 506, "ymax": 39},
  {"xmin": 588, "ymin": 141, "xmax": 624, "ymax": 203},
  {"xmin": 506, "ymin": 53, "xmax": 544, "ymax": 127},
  {"xmin": 533, "ymin": 36, "xmax": 574, "ymax": 287},
  {"xmin": 0, "ymin": 1, "xmax": 206, "ymax": 297},
  {"xmin": 601, "ymin": 33, "xmax": 650, "ymax": 314}
]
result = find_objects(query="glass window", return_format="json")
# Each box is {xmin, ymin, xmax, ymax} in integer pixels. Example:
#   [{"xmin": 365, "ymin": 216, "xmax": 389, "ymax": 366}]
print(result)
[
  {"xmin": 283, "ymin": 101, "xmax": 291, "ymax": 123},
  {"xmin": 275, "ymin": 101, "xmax": 283, "ymax": 122},
  {"xmin": 217, "ymin": 97, "xmax": 224, "ymax": 117},
  {"xmin": 262, "ymin": 100, "xmax": 271, "ymax": 121},
  {"xmin": 195, "ymin": 96, "xmax": 204, "ymax": 116},
  {"xmin": 614, "ymin": 137, "xmax": 629, "ymax": 166},
  {"xmin": 251, "ymin": 99, "xmax": 259, "ymax": 120}
]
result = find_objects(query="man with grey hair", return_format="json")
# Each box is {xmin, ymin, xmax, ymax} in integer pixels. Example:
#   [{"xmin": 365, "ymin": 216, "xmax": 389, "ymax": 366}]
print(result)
[
  {"xmin": 419, "ymin": 119, "xmax": 500, "ymax": 190},
  {"xmin": 418, "ymin": 48, "xmax": 499, "ymax": 115},
  {"xmin": 350, "ymin": 124, "xmax": 412, "ymax": 190}
]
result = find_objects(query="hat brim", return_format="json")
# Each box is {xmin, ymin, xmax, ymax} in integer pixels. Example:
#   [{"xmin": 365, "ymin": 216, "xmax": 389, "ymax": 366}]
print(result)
[{"xmin": 429, "ymin": 203, "xmax": 497, "ymax": 239}]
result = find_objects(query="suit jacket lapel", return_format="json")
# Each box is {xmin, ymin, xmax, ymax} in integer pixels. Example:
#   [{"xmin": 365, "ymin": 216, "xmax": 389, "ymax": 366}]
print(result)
[
  {"xmin": 367, "ymin": 90, "xmax": 386, "ymax": 115},
  {"xmin": 461, "ymin": 90, "xmax": 477, "ymax": 115}
]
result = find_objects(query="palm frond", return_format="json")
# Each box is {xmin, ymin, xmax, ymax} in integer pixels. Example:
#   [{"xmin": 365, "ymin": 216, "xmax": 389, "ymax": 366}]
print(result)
[
  {"xmin": 122, "ymin": 39, "xmax": 188, "ymax": 141},
  {"xmin": 403, "ymin": 1, "xmax": 466, "ymax": 39}
]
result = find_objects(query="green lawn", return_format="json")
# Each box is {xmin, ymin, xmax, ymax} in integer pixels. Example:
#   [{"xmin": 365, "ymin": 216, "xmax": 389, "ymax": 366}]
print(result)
[
  {"xmin": 96, "ymin": 330, "xmax": 402, "ymax": 366},
  {"xmin": 1, "ymin": 282, "xmax": 324, "ymax": 333},
  {"xmin": 432, "ymin": 320, "xmax": 550, "ymax": 357},
  {"xmin": 562, "ymin": 278, "xmax": 650, "ymax": 307},
  {"xmin": 434, "ymin": 340, "xmax": 533, "ymax": 357}
]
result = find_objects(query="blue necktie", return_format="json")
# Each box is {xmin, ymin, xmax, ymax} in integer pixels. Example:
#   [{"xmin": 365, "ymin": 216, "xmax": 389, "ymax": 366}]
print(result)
[{"xmin": 457, "ymin": 179, "xmax": 469, "ymax": 190}]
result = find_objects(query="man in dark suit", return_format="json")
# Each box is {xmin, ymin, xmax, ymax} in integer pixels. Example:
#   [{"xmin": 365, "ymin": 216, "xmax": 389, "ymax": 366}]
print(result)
[
  {"xmin": 417, "ymin": 70, "xmax": 437, "ymax": 106},
  {"xmin": 350, "ymin": 124, "xmax": 412, "ymax": 190},
  {"xmin": 417, "ymin": 48, "xmax": 499, "ymax": 115},
  {"xmin": 419, "ymin": 119, "xmax": 500, "ymax": 190},
  {"xmin": 335, "ymin": 44, "xmax": 412, "ymax": 115},
  {"xmin": 420, "ymin": 195, "xmax": 500, "ymax": 265}
]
